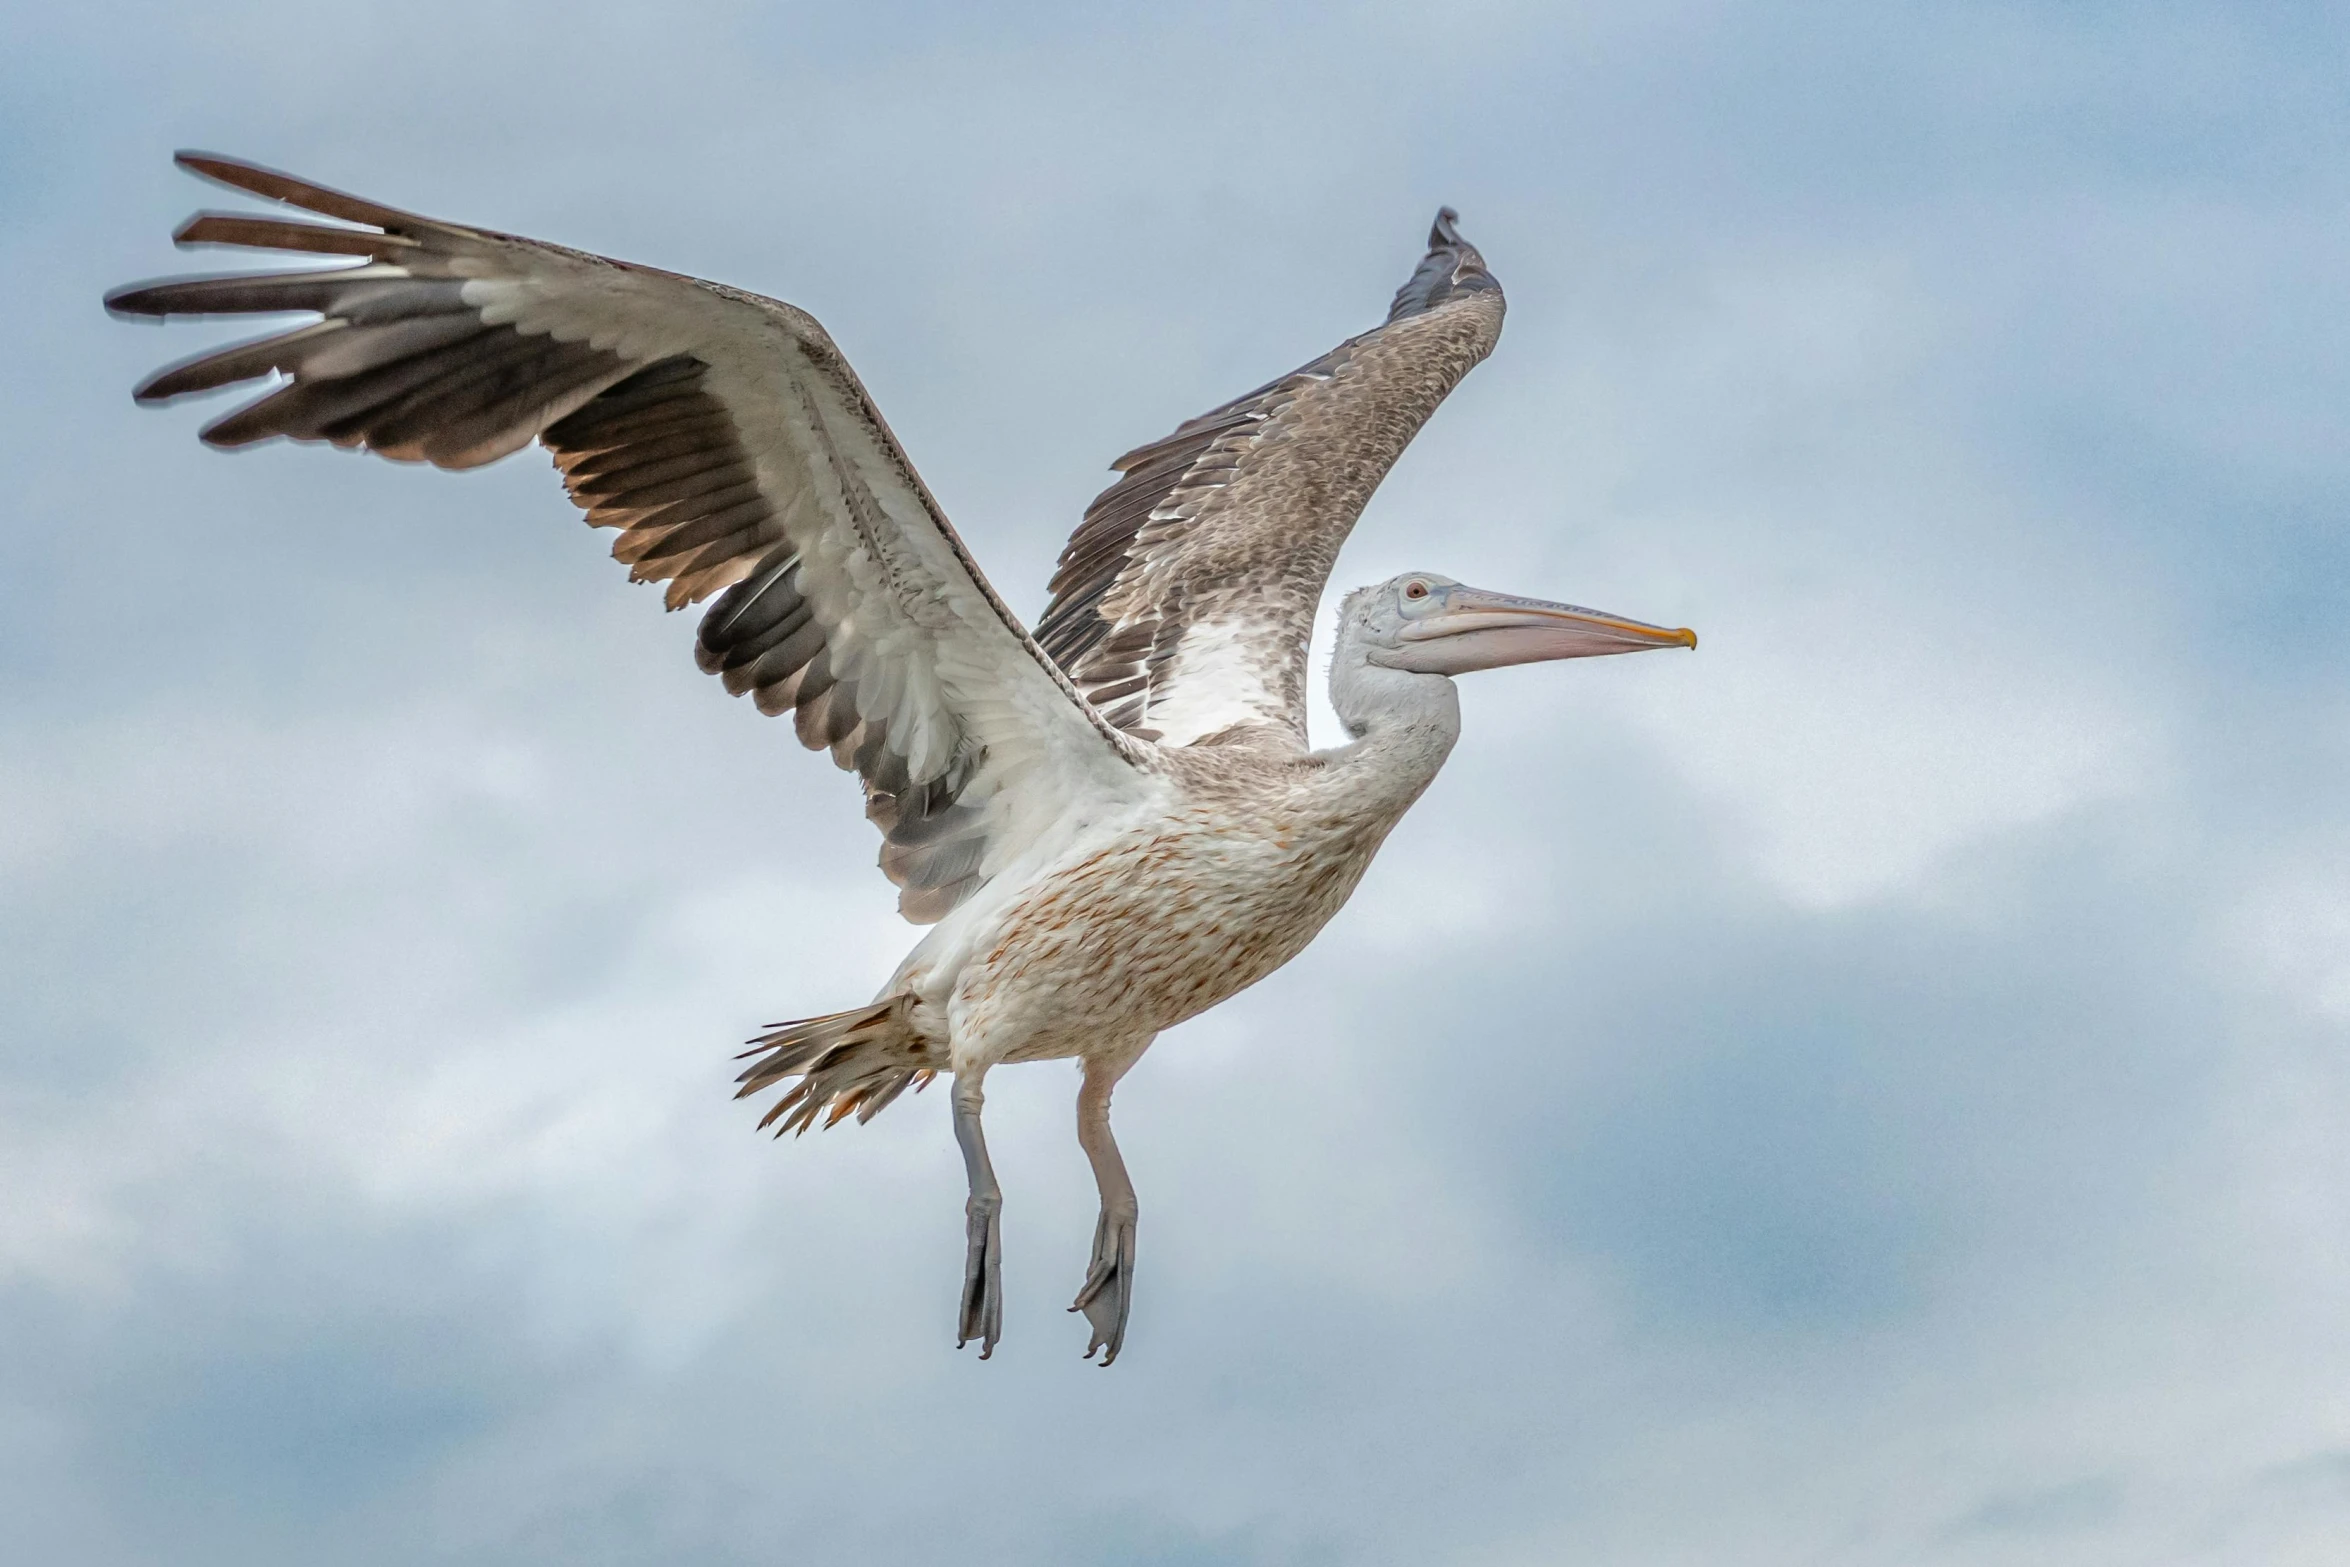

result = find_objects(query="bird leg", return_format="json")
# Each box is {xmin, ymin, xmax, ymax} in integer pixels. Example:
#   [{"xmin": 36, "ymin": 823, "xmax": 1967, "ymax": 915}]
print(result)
[
  {"xmin": 1070, "ymin": 1042, "xmax": 1147, "ymax": 1365},
  {"xmin": 951, "ymin": 1071, "xmax": 1003, "ymax": 1358}
]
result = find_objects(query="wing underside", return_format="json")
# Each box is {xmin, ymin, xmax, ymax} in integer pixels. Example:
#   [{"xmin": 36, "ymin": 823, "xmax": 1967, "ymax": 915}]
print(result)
[
  {"xmin": 109, "ymin": 153, "xmax": 1148, "ymax": 922},
  {"xmin": 1035, "ymin": 210, "xmax": 1507, "ymax": 748}
]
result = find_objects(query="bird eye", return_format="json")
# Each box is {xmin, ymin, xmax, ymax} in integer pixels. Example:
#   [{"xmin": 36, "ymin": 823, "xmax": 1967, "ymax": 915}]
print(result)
[{"xmin": 1403, "ymin": 581, "xmax": 1429, "ymax": 600}]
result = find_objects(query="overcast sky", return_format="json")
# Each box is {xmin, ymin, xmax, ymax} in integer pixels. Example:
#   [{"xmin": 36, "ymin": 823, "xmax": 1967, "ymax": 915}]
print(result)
[{"xmin": 6, "ymin": 2, "xmax": 2350, "ymax": 1563}]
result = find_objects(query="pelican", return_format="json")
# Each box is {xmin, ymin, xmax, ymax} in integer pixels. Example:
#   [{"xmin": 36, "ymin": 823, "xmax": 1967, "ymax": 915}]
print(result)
[{"xmin": 108, "ymin": 154, "xmax": 1696, "ymax": 1364}]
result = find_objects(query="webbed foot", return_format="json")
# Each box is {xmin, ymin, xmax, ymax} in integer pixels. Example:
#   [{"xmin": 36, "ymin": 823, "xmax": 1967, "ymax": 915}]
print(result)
[
  {"xmin": 958, "ymin": 1194, "xmax": 1003, "ymax": 1357},
  {"xmin": 1069, "ymin": 1207, "xmax": 1135, "ymax": 1365}
]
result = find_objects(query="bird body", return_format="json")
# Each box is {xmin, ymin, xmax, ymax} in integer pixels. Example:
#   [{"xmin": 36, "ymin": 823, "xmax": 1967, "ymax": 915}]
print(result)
[
  {"xmin": 109, "ymin": 155, "xmax": 1695, "ymax": 1363},
  {"xmin": 898, "ymin": 710, "xmax": 1451, "ymax": 1070}
]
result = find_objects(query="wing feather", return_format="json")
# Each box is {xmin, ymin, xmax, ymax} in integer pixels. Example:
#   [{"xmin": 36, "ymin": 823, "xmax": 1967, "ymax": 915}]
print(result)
[
  {"xmin": 111, "ymin": 152, "xmax": 1150, "ymax": 922},
  {"xmin": 1036, "ymin": 210, "xmax": 1505, "ymax": 747}
]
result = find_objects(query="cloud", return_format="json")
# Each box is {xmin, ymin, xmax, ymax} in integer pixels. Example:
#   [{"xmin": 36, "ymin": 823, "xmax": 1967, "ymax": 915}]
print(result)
[{"xmin": 6, "ymin": 2, "xmax": 2350, "ymax": 1563}]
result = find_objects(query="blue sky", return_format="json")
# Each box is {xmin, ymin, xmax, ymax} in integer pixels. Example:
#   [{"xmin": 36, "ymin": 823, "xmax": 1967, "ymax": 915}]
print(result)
[{"xmin": 6, "ymin": 2, "xmax": 2349, "ymax": 1562}]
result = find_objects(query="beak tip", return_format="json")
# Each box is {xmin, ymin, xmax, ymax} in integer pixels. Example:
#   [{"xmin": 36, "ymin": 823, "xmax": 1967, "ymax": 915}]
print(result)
[{"xmin": 1678, "ymin": 628, "xmax": 1698, "ymax": 650}]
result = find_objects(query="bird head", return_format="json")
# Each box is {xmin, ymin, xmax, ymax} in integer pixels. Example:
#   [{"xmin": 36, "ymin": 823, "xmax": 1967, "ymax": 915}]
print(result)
[{"xmin": 1344, "ymin": 572, "xmax": 1696, "ymax": 675}]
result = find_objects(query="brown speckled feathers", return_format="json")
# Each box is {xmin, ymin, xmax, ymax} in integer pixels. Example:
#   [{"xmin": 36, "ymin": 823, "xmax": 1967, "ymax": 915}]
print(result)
[{"xmin": 1035, "ymin": 210, "xmax": 1505, "ymax": 746}]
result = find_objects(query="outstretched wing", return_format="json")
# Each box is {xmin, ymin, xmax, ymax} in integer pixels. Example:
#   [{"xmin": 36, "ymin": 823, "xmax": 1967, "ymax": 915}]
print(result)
[
  {"xmin": 1034, "ymin": 211, "xmax": 1506, "ymax": 747},
  {"xmin": 109, "ymin": 152, "xmax": 1150, "ymax": 923}
]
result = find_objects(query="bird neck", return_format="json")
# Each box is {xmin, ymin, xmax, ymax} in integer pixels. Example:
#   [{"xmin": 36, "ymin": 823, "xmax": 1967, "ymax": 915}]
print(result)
[{"xmin": 1319, "ymin": 657, "xmax": 1462, "ymax": 811}]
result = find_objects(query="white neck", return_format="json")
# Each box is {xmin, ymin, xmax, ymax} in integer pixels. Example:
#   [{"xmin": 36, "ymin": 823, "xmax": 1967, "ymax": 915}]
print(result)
[{"xmin": 1318, "ymin": 646, "xmax": 1462, "ymax": 812}]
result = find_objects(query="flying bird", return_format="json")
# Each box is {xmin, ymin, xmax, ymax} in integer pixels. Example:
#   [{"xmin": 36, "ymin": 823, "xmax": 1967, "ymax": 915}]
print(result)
[{"xmin": 108, "ymin": 153, "xmax": 1696, "ymax": 1365}]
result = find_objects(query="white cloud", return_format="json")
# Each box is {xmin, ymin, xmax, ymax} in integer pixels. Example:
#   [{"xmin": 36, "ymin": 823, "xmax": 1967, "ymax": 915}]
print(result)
[
  {"xmin": 7, "ymin": 2, "xmax": 2350, "ymax": 1563},
  {"xmin": 1622, "ymin": 588, "xmax": 2161, "ymax": 906}
]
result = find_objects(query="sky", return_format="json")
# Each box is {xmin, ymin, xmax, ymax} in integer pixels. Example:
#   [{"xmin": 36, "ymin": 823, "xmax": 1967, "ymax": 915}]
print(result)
[{"xmin": 5, "ymin": 1, "xmax": 2349, "ymax": 1562}]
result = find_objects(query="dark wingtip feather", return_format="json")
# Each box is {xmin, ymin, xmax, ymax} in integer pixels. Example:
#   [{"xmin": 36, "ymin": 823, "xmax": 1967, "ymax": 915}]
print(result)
[
  {"xmin": 173, "ymin": 150, "xmax": 253, "ymax": 185},
  {"xmin": 172, "ymin": 212, "xmax": 401, "ymax": 256},
  {"xmin": 171, "ymin": 150, "xmax": 441, "ymax": 233},
  {"xmin": 195, "ymin": 399, "xmax": 284, "ymax": 449},
  {"xmin": 130, "ymin": 326, "xmax": 298, "ymax": 402},
  {"xmin": 1386, "ymin": 205, "xmax": 1496, "ymax": 323},
  {"xmin": 103, "ymin": 280, "xmax": 171, "ymax": 320}
]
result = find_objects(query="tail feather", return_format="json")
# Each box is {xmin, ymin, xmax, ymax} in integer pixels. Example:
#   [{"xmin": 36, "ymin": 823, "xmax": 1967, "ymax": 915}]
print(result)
[{"xmin": 733, "ymin": 997, "xmax": 936, "ymax": 1136}]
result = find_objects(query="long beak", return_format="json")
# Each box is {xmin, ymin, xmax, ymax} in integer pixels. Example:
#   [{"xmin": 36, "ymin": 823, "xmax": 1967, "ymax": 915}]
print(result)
[{"xmin": 1385, "ymin": 584, "xmax": 1697, "ymax": 675}]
